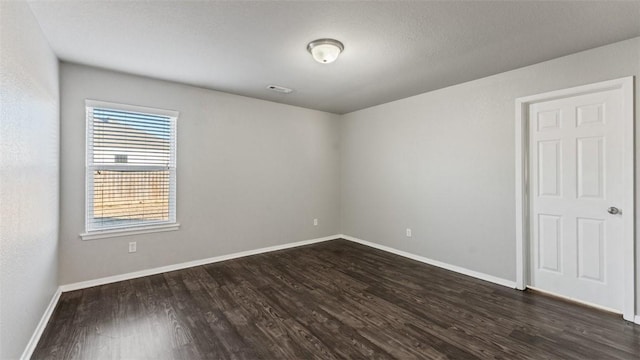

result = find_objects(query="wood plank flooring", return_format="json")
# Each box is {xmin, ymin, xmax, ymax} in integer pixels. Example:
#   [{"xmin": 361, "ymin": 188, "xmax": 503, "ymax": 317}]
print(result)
[{"xmin": 33, "ymin": 239, "xmax": 640, "ymax": 359}]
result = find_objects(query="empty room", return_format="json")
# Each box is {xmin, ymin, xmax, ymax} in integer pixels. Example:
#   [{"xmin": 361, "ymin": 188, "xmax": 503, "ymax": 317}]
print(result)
[{"xmin": 2, "ymin": 0, "xmax": 640, "ymax": 359}]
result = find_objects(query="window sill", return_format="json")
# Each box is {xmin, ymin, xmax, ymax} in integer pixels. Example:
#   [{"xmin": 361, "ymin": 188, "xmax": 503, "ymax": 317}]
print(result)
[{"xmin": 80, "ymin": 223, "xmax": 180, "ymax": 240}]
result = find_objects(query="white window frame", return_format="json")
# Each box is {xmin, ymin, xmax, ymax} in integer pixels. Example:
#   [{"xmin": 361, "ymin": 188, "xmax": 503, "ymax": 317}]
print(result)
[{"xmin": 80, "ymin": 100, "xmax": 180, "ymax": 240}]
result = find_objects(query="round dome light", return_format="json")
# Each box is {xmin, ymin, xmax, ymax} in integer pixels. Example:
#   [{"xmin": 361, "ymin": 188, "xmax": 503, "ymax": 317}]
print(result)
[{"xmin": 307, "ymin": 39, "xmax": 344, "ymax": 64}]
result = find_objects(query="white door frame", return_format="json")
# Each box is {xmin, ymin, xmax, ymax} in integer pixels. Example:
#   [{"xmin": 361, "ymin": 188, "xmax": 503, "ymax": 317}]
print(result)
[{"xmin": 515, "ymin": 76, "xmax": 635, "ymax": 322}]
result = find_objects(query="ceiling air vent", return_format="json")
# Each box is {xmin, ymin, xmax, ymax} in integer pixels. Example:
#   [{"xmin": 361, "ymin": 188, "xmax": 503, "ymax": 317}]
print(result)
[{"xmin": 266, "ymin": 84, "xmax": 293, "ymax": 94}]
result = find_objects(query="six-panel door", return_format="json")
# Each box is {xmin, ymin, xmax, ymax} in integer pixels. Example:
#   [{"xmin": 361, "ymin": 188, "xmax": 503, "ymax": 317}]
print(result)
[{"xmin": 529, "ymin": 89, "xmax": 624, "ymax": 312}]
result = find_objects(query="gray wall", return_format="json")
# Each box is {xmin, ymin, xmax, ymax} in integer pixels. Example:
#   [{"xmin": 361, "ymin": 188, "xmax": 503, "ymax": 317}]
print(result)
[
  {"xmin": 59, "ymin": 63, "xmax": 341, "ymax": 285},
  {"xmin": 0, "ymin": 2, "xmax": 60, "ymax": 358},
  {"xmin": 340, "ymin": 38, "xmax": 640, "ymax": 308}
]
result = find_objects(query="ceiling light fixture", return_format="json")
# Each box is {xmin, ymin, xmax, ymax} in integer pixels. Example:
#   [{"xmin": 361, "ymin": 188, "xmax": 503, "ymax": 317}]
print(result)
[{"xmin": 307, "ymin": 38, "xmax": 344, "ymax": 64}]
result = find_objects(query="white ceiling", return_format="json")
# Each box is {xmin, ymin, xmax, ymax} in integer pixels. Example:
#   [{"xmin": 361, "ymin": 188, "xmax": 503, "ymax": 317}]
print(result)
[{"xmin": 28, "ymin": 1, "xmax": 640, "ymax": 114}]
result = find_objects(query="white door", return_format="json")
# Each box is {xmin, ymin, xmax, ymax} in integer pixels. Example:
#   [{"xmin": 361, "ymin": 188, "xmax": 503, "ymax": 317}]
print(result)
[{"xmin": 529, "ymin": 88, "xmax": 624, "ymax": 312}]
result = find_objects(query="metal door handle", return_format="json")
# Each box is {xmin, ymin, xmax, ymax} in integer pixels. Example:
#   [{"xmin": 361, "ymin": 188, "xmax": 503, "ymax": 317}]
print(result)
[{"xmin": 607, "ymin": 207, "xmax": 620, "ymax": 215}]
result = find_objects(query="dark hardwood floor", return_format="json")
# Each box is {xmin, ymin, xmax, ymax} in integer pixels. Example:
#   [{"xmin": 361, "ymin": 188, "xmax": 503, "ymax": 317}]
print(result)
[{"xmin": 33, "ymin": 239, "xmax": 639, "ymax": 359}]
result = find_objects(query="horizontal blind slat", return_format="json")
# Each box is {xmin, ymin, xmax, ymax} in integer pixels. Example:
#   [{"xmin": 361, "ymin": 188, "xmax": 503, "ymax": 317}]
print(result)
[{"xmin": 93, "ymin": 109, "xmax": 171, "ymax": 122}]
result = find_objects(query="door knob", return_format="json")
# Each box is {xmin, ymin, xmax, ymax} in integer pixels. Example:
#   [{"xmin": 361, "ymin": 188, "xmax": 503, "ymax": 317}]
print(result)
[{"xmin": 607, "ymin": 207, "xmax": 620, "ymax": 215}]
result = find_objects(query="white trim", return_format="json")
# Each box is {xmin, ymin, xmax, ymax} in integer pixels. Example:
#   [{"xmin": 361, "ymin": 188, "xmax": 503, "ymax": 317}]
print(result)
[
  {"xmin": 20, "ymin": 287, "xmax": 62, "ymax": 360},
  {"xmin": 65, "ymin": 233, "xmax": 519, "ymax": 292},
  {"xmin": 80, "ymin": 222, "xmax": 180, "ymax": 240},
  {"xmin": 341, "ymin": 235, "xmax": 517, "ymax": 288},
  {"xmin": 634, "ymin": 315, "xmax": 640, "ymax": 325},
  {"xmin": 515, "ymin": 97, "xmax": 528, "ymax": 291},
  {"xmin": 514, "ymin": 76, "xmax": 635, "ymax": 321},
  {"xmin": 61, "ymin": 235, "xmax": 340, "ymax": 291},
  {"xmin": 620, "ymin": 78, "xmax": 635, "ymax": 323},
  {"xmin": 85, "ymin": 99, "xmax": 179, "ymax": 118}
]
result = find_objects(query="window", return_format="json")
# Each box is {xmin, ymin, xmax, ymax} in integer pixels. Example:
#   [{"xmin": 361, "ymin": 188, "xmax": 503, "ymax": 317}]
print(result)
[{"xmin": 83, "ymin": 100, "xmax": 178, "ymax": 239}]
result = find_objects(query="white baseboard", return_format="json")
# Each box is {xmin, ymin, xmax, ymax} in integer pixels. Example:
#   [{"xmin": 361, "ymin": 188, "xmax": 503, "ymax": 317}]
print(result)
[
  {"xmin": 60, "ymin": 233, "xmax": 515, "ymax": 293},
  {"xmin": 635, "ymin": 315, "xmax": 640, "ymax": 325},
  {"xmin": 340, "ymin": 234, "xmax": 517, "ymax": 289},
  {"xmin": 60, "ymin": 234, "xmax": 340, "ymax": 292},
  {"xmin": 20, "ymin": 287, "xmax": 62, "ymax": 360}
]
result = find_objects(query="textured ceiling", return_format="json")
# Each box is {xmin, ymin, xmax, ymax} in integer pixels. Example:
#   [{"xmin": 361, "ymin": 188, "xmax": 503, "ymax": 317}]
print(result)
[{"xmin": 28, "ymin": 1, "xmax": 640, "ymax": 114}]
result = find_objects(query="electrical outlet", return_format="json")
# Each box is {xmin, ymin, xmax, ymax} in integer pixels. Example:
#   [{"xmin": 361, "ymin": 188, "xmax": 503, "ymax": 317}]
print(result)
[
  {"xmin": 129, "ymin": 241, "xmax": 137, "ymax": 253},
  {"xmin": 313, "ymin": 218, "xmax": 318, "ymax": 226},
  {"xmin": 406, "ymin": 228, "xmax": 412, "ymax": 237}
]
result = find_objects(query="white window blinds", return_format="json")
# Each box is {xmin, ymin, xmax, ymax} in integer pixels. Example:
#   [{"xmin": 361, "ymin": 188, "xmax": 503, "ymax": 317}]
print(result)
[{"xmin": 86, "ymin": 101, "xmax": 178, "ymax": 232}]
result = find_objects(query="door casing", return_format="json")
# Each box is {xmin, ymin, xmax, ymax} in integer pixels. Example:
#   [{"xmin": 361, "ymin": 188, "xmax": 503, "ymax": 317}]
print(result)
[{"xmin": 514, "ymin": 77, "xmax": 635, "ymax": 322}]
